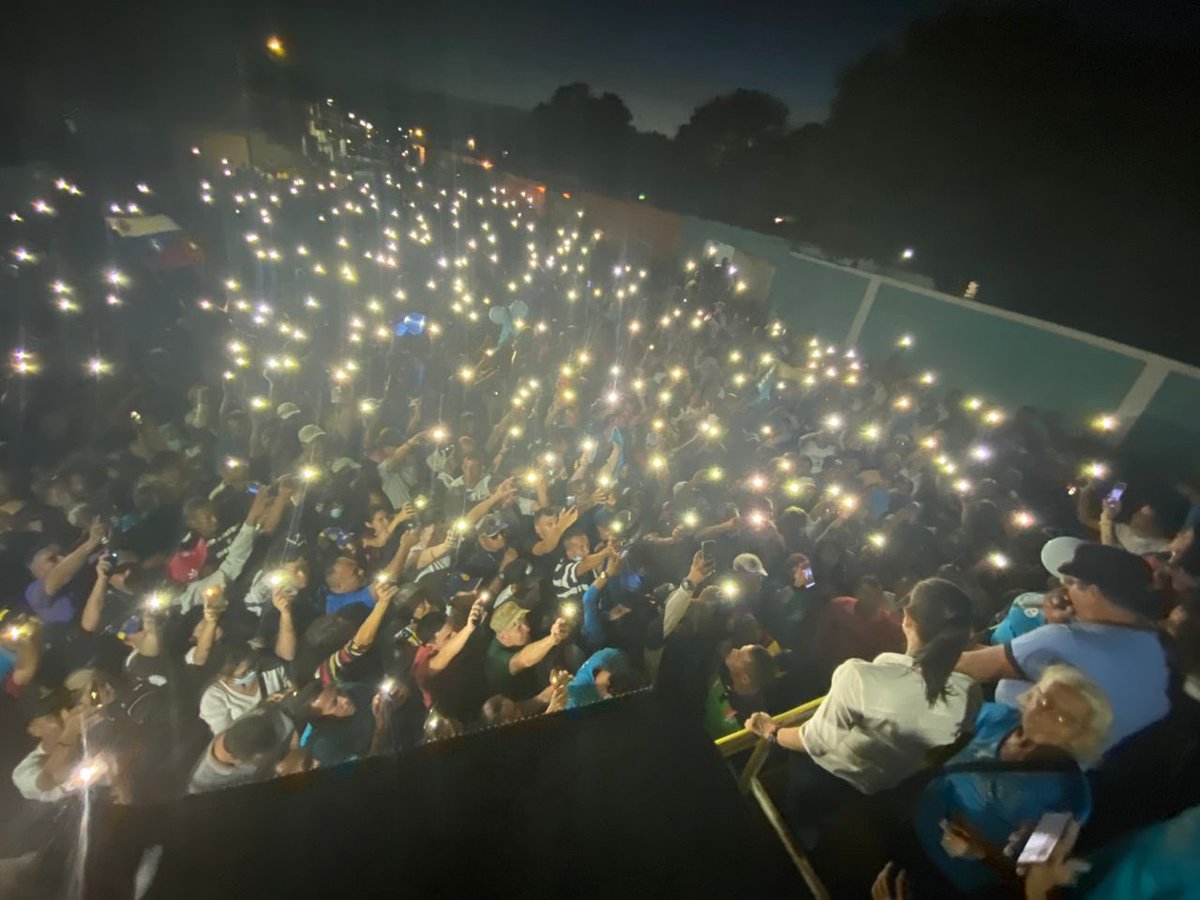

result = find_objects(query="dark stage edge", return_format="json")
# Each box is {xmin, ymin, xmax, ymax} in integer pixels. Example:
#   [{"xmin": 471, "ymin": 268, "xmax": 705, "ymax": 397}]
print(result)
[{"xmin": 87, "ymin": 690, "xmax": 805, "ymax": 899}]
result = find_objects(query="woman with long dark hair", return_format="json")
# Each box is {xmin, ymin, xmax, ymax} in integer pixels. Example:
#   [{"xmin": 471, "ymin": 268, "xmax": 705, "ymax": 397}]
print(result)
[{"xmin": 746, "ymin": 577, "xmax": 980, "ymax": 846}]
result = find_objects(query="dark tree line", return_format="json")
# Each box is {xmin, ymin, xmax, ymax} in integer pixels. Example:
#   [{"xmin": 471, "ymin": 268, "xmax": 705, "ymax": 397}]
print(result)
[{"xmin": 503, "ymin": 5, "xmax": 1200, "ymax": 364}]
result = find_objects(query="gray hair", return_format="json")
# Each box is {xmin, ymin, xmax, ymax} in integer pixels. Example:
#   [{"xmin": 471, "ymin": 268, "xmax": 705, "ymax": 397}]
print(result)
[{"xmin": 1019, "ymin": 664, "xmax": 1113, "ymax": 763}]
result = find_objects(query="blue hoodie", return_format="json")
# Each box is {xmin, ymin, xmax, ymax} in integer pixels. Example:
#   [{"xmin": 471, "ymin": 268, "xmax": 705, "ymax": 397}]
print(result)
[{"xmin": 566, "ymin": 648, "xmax": 631, "ymax": 709}]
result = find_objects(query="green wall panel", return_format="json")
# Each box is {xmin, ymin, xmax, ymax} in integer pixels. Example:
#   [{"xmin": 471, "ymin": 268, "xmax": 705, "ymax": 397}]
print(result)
[
  {"xmin": 856, "ymin": 283, "xmax": 1144, "ymax": 419},
  {"xmin": 1121, "ymin": 372, "xmax": 1200, "ymax": 479}
]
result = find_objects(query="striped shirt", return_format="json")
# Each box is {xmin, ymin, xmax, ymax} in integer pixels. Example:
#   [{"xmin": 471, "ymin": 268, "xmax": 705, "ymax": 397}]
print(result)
[
  {"xmin": 317, "ymin": 639, "xmax": 367, "ymax": 687},
  {"xmin": 552, "ymin": 557, "xmax": 595, "ymax": 600}
]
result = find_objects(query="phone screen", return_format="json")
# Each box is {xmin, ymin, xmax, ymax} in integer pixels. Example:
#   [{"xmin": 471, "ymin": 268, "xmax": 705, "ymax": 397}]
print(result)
[
  {"xmin": 802, "ymin": 566, "xmax": 816, "ymax": 589},
  {"xmin": 1105, "ymin": 482, "xmax": 1127, "ymax": 505},
  {"xmin": 1016, "ymin": 812, "xmax": 1072, "ymax": 865}
]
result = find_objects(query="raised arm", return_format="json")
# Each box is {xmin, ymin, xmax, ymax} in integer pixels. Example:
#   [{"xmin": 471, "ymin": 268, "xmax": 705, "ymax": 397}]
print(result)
[
  {"xmin": 465, "ymin": 477, "xmax": 518, "ymax": 526},
  {"xmin": 44, "ymin": 520, "xmax": 107, "ymax": 597},
  {"xmin": 272, "ymin": 588, "xmax": 298, "ymax": 661},
  {"xmin": 532, "ymin": 506, "xmax": 578, "ymax": 557},
  {"xmin": 379, "ymin": 527, "xmax": 421, "ymax": 583},
  {"xmin": 318, "ymin": 583, "xmax": 398, "ymax": 685},
  {"xmin": 429, "ymin": 595, "xmax": 487, "ymax": 674},
  {"xmin": 80, "ymin": 558, "xmax": 111, "ymax": 634},
  {"xmin": 380, "ymin": 431, "xmax": 427, "ymax": 474},
  {"xmin": 510, "ymin": 617, "xmax": 570, "ymax": 675}
]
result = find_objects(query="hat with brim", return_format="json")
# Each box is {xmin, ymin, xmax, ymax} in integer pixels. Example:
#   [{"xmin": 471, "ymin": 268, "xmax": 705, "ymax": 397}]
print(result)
[
  {"xmin": 1057, "ymin": 542, "xmax": 1156, "ymax": 616},
  {"xmin": 298, "ymin": 424, "xmax": 327, "ymax": 444},
  {"xmin": 1040, "ymin": 536, "xmax": 1084, "ymax": 578},
  {"xmin": 490, "ymin": 602, "xmax": 529, "ymax": 634},
  {"xmin": 732, "ymin": 552, "xmax": 769, "ymax": 578}
]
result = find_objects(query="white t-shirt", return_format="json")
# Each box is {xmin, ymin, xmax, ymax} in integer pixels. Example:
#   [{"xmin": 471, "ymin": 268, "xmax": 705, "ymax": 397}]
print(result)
[
  {"xmin": 12, "ymin": 747, "xmax": 110, "ymax": 802},
  {"xmin": 199, "ymin": 680, "xmax": 263, "ymax": 734},
  {"xmin": 1112, "ymin": 524, "xmax": 1169, "ymax": 556},
  {"xmin": 801, "ymin": 652, "xmax": 979, "ymax": 794}
]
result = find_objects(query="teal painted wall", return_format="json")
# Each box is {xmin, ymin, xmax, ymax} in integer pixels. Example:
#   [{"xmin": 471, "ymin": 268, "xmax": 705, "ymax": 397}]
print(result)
[
  {"xmin": 680, "ymin": 220, "xmax": 866, "ymax": 338},
  {"xmin": 855, "ymin": 283, "xmax": 1144, "ymax": 419},
  {"xmin": 769, "ymin": 256, "xmax": 867, "ymax": 339},
  {"xmin": 678, "ymin": 219, "xmax": 1198, "ymax": 473},
  {"xmin": 1121, "ymin": 372, "xmax": 1200, "ymax": 479}
]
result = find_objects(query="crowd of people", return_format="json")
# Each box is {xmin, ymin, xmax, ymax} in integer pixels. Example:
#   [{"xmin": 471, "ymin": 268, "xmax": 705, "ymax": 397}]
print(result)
[{"xmin": 1, "ymin": 146, "xmax": 1198, "ymax": 897}]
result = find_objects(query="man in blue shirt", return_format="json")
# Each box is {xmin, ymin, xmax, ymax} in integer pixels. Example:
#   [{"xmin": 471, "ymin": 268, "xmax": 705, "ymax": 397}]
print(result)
[
  {"xmin": 956, "ymin": 540, "xmax": 1168, "ymax": 756},
  {"xmin": 322, "ymin": 556, "xmax": 378, "ymax": 615}
]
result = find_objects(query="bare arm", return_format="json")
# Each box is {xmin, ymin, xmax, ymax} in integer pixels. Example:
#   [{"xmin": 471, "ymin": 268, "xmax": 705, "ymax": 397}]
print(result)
[
  {"xmin": 510, "ymin": 618, "xmax": 569, "ymax": 675},
  {"xmin": 192, "ymin": 615, "xmax": 219, "ymax": 667},
  {"xmin": 954, "ymin": 644, "xmax": 1018, "ymax": 683},
  {"xmin": 257, "ymin": 481, "xmax": 296, "ymax": 536},
  {"xmin": 532, "ymin": 507, "xmax": 578, "ymax": 557},
  {"xmin": 380, "ymin": 432, "xmax": 425, "ymax": 474},
  {"xmin": 695, "ymin": 516, "xmax": 741, "ymax": 542},
  {"xmin": 45, "ymin": 521, "xmax": 106, "ymax": 597},
  {"xmin": 9, "ymin": 630, "xmax": 42, "ymax": 688},
  {"xmin": 80, "ymin": 560, "xmax": 110, "ymax": 633},
  {"xmin": 379, "ymin": 528, "xmax": 420, "ymax": 582},
  {"xmin": 429, "ymin": 598, "xmax": 486, "ymax": 674},
  {"xmin": 272, "ymin": 590, "xmax": 298, "ymax": 661},
  {"xmin": 471, "ymin": 478, "xmax": 516, "ymax": 523},
  {"xmin": 573, "ymin": 545, "xmax": 612, "ymax": 578}
]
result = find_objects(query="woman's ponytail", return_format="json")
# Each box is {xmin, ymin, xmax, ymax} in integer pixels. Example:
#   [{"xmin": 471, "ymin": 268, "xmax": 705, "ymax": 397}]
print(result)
[{"xmin": 907, "ymin": 578, "xmax": 974, "ymax": 706}]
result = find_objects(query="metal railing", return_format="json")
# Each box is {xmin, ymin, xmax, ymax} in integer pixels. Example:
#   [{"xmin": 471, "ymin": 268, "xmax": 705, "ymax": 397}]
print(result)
[{"xmin": 716, "ymin": 696, "xmax": 830, "ymax": 900}]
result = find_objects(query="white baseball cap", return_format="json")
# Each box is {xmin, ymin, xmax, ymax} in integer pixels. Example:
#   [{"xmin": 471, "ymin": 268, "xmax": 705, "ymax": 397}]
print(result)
[
  {"xmin": 732, "ymin": 553, "xmax": 768, "ymax": 578},
  {"xmin": 1041, "ymin": 536, "xmax": 1084, "ymax": 577},
  {"xmin": 297, "ymin": 424, "xmax": 326, "ymax": 444}
]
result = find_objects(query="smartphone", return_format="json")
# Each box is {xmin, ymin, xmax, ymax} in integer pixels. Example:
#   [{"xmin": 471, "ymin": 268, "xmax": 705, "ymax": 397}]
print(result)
[
  {"xmin": 1104, "ymin": 482, "xmax": 1127, "ymax": 506},
  {"xmin": 566, "ymin": 495, "xmax": 577, "ymax": 508},
  {"xmin": 701, "ymin": 540, "xmax": 716, "ymax": 566},
  {"xmin": 246, "ymin": 484, "xmax": 261, "ymax": 495},
  {"xmin": 1016, "ymin": 812, "xmax": 1073, "ymax": 865},
  {"xmin": 802, "ymin": 566, "xmax": 816, "ymax": 589}
]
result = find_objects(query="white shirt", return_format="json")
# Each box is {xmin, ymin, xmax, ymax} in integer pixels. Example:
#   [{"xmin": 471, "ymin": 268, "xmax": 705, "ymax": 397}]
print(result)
[
  {"xmin": 1113, "ymin": 524, "xmax": 1169, "ymax": 556},
  {"xmin": 12, "ymin": 747, "xmax": 110, "ymax": 802},
  {"xmin": 199, "ymin": 680, "xmax": 263, "ymax": 734},
  {"xmin": 800, "ymin": 652, "xmax": 979, "ymax": 794},
  {"xmin": 439, "ymin": 473, "xmax": 492, "ymax": 504},
  {"xmin": 662, "ymin": 584, "xmax": 693, "ymax": 639}
]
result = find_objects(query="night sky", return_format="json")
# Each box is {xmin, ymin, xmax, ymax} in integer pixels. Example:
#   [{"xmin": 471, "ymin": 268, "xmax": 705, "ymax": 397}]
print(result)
[
  {"xmin": 285, "ymin": 0, "xmax": 959, "ymax": 133},
  {"xmin": 6, "ymin": 0, "xmax": 1200, "ymax": 135}
]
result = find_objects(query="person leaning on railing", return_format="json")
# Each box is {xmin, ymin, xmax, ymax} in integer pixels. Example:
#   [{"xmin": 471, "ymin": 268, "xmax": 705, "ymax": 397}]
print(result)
[{"xmin": 744, "ymin": 577, "xmax": 980, "ymax": 848}]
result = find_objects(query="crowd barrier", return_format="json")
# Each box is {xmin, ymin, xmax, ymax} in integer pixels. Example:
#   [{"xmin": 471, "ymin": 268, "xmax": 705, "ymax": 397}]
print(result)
[{"xmin": 715, "ymin": 696, "xmax": 830, "ymax": 900}]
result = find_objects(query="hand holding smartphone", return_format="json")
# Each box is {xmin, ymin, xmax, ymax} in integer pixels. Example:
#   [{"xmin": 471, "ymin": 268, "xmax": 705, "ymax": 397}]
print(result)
[{"xmin": 1016, "ymin": 812, "xmax": 1074, "ymax": 865}]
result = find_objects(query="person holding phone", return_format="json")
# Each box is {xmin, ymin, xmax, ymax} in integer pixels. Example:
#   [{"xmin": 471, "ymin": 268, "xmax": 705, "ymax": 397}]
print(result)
[
  {"xmin": 908, "ymin": 665, "xmax": 1111, "ymax": 895},
  {"xmin": 1098, "ymin": 485, "xmax": 1172, "ymax": 556},
  {"xmin": 956, "ymin": 538, "xmax": 1170, "ymax": 755}
]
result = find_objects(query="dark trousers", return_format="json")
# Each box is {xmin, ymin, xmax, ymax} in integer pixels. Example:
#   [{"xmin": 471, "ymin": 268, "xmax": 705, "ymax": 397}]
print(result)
[{"xmin": 785, "ymin": 752, "xmax": 863, "ymax": 850}]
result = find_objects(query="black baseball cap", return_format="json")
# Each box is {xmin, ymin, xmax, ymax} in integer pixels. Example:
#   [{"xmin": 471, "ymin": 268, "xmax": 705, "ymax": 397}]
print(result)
[{"xmin": 1058, "ymin": 543, "xmax": 1155, "ymax": 615}]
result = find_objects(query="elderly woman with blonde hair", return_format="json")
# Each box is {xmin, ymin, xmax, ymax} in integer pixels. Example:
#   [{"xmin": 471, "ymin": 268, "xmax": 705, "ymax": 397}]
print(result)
[{"xmin": 908, "ymin": 664, "xmax": 1113, "ymax": 895}]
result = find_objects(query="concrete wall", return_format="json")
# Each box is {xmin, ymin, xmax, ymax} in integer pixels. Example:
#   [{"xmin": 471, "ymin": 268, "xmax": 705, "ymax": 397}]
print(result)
[{"xmin": 678, "ymin": 215, "xmax": 1200, "ymax": 477}]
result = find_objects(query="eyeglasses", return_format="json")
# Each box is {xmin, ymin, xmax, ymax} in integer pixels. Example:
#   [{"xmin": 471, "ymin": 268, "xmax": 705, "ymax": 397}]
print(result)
[{"xmin": 1030, "ymin": 688, "xmax": 1081, "ymax": 728}]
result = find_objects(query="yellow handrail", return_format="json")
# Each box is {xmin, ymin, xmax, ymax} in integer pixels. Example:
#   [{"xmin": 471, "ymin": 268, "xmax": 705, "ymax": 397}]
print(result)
[
  {"xmin": 716, "ymin": 695, "xmax": 830, "ymax": 900},
  {"xmin": 714, "ymin": 695, "xmax": 826, "ymax": 758}
]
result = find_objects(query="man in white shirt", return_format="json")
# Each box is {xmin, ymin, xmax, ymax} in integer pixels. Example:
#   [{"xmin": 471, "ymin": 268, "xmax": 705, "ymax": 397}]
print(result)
[{"xmin": 12, "ymin": 692, "xmax": 112, "ymax": 803}]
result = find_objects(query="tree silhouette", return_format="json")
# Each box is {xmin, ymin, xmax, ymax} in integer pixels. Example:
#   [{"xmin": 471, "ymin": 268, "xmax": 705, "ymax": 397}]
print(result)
[
  {"xmin": 523, "ymin": 83, "xmax": 634, "ymax": 190},
  {"xmin": 675, "ymin": 89, "xmax": 789, "ymax": 168}
]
